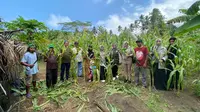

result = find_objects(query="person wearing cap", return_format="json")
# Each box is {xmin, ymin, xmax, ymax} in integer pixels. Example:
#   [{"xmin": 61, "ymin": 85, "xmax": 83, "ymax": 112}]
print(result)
[
  {"xmin": 21, "ymin": 44, "xmax": 39, "ymax": 98},
  {"xmin": 134, "ymin": 39, "xmax": 149, "ymax": 88},
  {"xmin": 72, "ymin": 41, "xmax": 83, "ymax": 77},
  {"xmin": 44, "ymin": 44, "xmax": 58, "ymax": 88},
  {"xmin": 151, "ymin": 39, "xmax": 168, "ymax": 90},
  {"xmin": 166, "ymin": 37, "xmax": 180, "ymax": 90},
  {"xmin": 121, "ymin": 41, "xmax": 133, "ymax": 83},
  {"xmin": 110, "ymin": 43, "xmax": 120, "ymax": 81},
  {"xmin": 60, "ymin": 40, "xmax": 73, "ymax": 81}
]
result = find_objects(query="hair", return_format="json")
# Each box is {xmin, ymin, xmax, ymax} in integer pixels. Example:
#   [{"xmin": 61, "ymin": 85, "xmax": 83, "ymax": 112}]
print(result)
[
  {"xmin": 169, "ymin": 37, "xmax": 176, "ymax": 41},
  {"xmin": 26, "ymin": 46, "xmax": 35, "ymax": 52}
]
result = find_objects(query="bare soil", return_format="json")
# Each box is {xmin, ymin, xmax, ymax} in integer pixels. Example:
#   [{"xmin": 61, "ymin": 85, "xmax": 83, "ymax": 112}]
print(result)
[{"xmin": 16, "ymin": 62, "xmax": 200, "ymax": 112}]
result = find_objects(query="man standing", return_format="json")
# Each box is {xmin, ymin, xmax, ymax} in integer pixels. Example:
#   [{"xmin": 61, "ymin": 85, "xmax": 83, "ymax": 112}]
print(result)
[
  {"xmin": 21, "ymin": 44, "xmax": 39, "ymax": 98},
  {"xmin": 134, "ymin": 39, "xmax": 149, "ymax": 88},
  {"xmin": 60, "ymin": 40, "xmax": 73, "ymax": 81},
  {"xmin": 72, "ymin": 42, "xmax": 83, "ymax": 77}
]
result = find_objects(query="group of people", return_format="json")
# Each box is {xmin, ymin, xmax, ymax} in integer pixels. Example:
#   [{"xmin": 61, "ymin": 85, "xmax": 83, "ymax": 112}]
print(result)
[{"xmin": 20, "ymin": 37, "xmax": 179, "ymax": 98}]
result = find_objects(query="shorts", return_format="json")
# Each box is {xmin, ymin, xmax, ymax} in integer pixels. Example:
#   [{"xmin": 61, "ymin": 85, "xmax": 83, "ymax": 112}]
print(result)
[{"xmin": 25, "ymin": 74, "xmax": 39, "ymax": 85}]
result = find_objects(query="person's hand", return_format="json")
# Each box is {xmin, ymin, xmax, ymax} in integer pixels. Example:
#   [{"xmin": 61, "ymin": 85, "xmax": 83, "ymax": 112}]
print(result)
[
  {"xmin": 29, "ymin": 64, "xmax": 34, "ymax": 68},
  {"xmin": 159, "ymin": 60, "xmax": 163, "ymax": 63},
  {"xmin": 143, "ymin": 62, "xmax": 147, "ymax": 68}
]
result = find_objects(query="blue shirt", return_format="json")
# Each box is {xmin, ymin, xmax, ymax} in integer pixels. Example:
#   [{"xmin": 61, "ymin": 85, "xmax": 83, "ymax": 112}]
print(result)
[{"xmin": 21, "ymin": 52, "xmax": 39, "ymax": 75}]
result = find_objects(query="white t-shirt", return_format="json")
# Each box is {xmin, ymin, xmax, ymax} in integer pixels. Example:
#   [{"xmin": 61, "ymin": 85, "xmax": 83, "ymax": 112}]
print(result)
[{"xmin": 72, "ymin": 47, "xmax": 83, "ymax": 62}]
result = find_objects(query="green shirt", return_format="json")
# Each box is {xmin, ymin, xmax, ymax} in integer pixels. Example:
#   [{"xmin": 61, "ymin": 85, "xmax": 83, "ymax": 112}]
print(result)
[{"xmin": 61, "ymin": 47, "xmax": 72, "ymax": 63}]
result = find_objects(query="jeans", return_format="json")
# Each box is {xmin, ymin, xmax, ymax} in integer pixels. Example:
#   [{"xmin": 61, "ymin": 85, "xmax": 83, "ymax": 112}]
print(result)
[
  {"xmin": 60, "ymin": 63, "xmax": 70, "ymax": 81},
  {"xmin": 134, "ymin": 65, "xmax": 147, "ymax": 86},
  {"xmin": 77, "ymin": 62, "xmax": 83, "ymax": 77}
]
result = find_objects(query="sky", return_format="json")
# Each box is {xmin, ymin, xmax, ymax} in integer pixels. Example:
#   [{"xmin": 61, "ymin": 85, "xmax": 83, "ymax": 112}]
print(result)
[{"xmin": 0, "ymin": 0, "xmax": 196, "ymax": 34}]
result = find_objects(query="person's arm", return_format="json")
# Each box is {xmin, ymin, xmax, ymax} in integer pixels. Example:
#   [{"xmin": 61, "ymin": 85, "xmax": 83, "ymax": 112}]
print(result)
[
  {"xmin": 21, "ymin": 54, "xmax": 34, "ymax": 68},
  {"xmin": 160, "ymin": 47, "xmax": 168, "ymax": 63},
  {"xmin": 44, "ymin": 53, "xmax": 48, "ymax": 62},
  {"xmin": 144, "ymin": 47, "xmax": 149, "ymax": 67}
]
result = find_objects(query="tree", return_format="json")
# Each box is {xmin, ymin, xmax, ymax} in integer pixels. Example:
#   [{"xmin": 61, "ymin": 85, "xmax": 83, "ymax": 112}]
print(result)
[
  {"xmin": 150, "ymin": 8, "xmax": 165, "ymax": 29},
  {"xmin": 129, "ymin": 23, "xmax": 134, "ymax": 32},
  {"xmin": 59, "ymin": 20, "xmax": 91, "ymax": 32},
  {"xmin": 5, "ymin": 16, "xmax": 47, "ymax": 42},
  {"xmin": 118, "ymin": 25, "xmax": 122, "ymax": 32},
  {"xmin": 92, "ymin": 26, "xmax": 97, "ymax": 34},
  {"xmin": 109, "ymin": 29, "xmax": 113, "ymax": 36}
]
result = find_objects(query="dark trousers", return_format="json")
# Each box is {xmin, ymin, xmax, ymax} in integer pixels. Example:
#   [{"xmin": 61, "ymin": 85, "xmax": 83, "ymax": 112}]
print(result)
[
  {"xmin": 112, "ymin": 65, "xmax": 118, "ymax": 78},
  {"xmin": 60, "ymin": 63, "xmax": 70, "ymax": 81},
  {"xmin": 100, "ymin": 66, "xmax": 106, "ymax": 80},
  {"xmin": 153, "ymin": 63, "xmax": 167, "ymax": 90},
  {"xmin": 46, "ymin": 69, "xmax": 58, "ymax": 88}
]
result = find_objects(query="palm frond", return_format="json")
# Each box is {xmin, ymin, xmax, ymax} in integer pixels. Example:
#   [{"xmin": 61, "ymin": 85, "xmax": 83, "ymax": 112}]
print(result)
[
  {"xmin": 187, "ymin": 0, "xmax": 200, "ymax": 15},
  {"xmin": 179, "ymin": 9, "xmax": 188, "ymax": 14},
  {"xmin": 167, "ymin": 15, "xmax": 195, "ymax": 24},
  {"xmin": 175, "ymin": 15, "xmax": 200, "ymax": 35}
]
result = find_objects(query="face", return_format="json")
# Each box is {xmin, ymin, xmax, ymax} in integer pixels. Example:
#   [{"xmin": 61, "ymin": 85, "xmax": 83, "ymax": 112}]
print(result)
[
  {"xmin": 156, "ymin": 40, "xmax": 161, "ymax": 46},
  {"xmin": 100, "ymin": 46, "xmax": 104, "ymax": 51},
  {"xmin": 75, "ymin": 43, "xmax": 78, "ymax": 47},
  {"xmin": 64, "ymin": 42, "xmax": 69, "ymax": 47},
  {"xmin": 29, "ymin": 47, "xmax": 35, "ymax": 53},
  {"xmin": 49, "ymin": 48, "xmax": 53, "ymax": 51},
  {"xmin": 136, "ymin": 42, "xmax": 142, "ymax": 47},
  {"xmin": 170, "ymin": 40, "xmax": 175, "ymax": 45},
  {"xmin": 124, "ymin": 43, "xmax": 128, "ymax": 48},
  {"xmin": 112, "ymin": 44, "xmax": 116, "ymax": 49}
]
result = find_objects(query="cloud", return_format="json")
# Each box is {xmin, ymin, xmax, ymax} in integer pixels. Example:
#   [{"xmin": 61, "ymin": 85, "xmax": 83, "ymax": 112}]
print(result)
[
  {"xmin": 142, "ymin": 0, "xmax": 195, "ymax": 20},
  {"xmin": 96, "ymin": 0, "xmax": 195, "ymax": 34},
  {"xmin": 93, "ymin": 0, "xmax": 114, "ymax": 4},
  {"xmin": 47, "ymin": 14, "xmax": 71, "ymax": 28},
  {"xmin": 97, "ymin": 15, "xmax": 135, "ymax": 34},
  {"xmin": 106, "ymin": 0, "xmax": 114, "ymax": 4}
]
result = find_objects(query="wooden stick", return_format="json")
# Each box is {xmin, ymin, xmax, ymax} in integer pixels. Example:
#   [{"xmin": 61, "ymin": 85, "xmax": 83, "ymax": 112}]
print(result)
[{"xmin": 93, "ymin": 101, "xmax": 110, "ymax": 112}]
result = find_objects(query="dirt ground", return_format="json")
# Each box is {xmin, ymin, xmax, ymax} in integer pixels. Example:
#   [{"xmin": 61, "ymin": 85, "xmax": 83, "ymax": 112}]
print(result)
[{"xmin": 15, "ymin": 62, "xmax": 200, "ymax": 112}]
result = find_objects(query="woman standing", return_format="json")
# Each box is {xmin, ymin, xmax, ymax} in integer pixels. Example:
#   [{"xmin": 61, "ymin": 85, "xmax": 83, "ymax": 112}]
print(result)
[
  {"xmin": 151, "ymin": 39, "xmax": 168, "ymax": 90},
  {"xmin": 122, "ymin": 41, "xmax": 133, "ymax": 83},
  {"xmin": 100, "ymin": 45, "xmax": 108, "ymax": 82},
  {"xmin": 110, "ymin": 43, "xmax": 120, "ymax": 81},
  {"xmin": 166, "ymin": 37, "xmax": 180, "ymax": 90}
]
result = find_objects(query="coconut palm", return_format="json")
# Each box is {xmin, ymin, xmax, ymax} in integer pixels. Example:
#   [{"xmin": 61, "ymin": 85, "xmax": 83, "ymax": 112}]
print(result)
[
  {"xmin": 118, "ymin": 25, "xmax": 122, "ymax": 32},
  {"xmin": 0, "ymin": 33, "xmax": 27, "ymax": 81}
]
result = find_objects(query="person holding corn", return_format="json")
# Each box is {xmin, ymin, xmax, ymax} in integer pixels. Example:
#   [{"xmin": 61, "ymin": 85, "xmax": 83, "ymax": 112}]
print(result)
[
  {"xmin": 44, "ymin": 44, "xmax": 59, "ymax": 88},
  {"xmin": 60, "ymin": 40, "xmax": 73, "ymax": 81},
  {"xmin": 122, "ymin": 41, "xmax": 133, "ymax": 83},
  {"xmin": 100, "ymin": 45, "xmax": 108, "ymax": 82},
  {"xmin": 151, "ymin": 39, "xmax": 168, "ymax": 90},
  {"xmin": 110, "ymin": 43, "xmax": 120, "ymax": 81},
  {"xmin": 134, "ymin": 39, "xmax": 149, "ymax": 88},
  {"xmin": 72, "ymin": 41, "xmax": 83, "ymax": 77}
]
